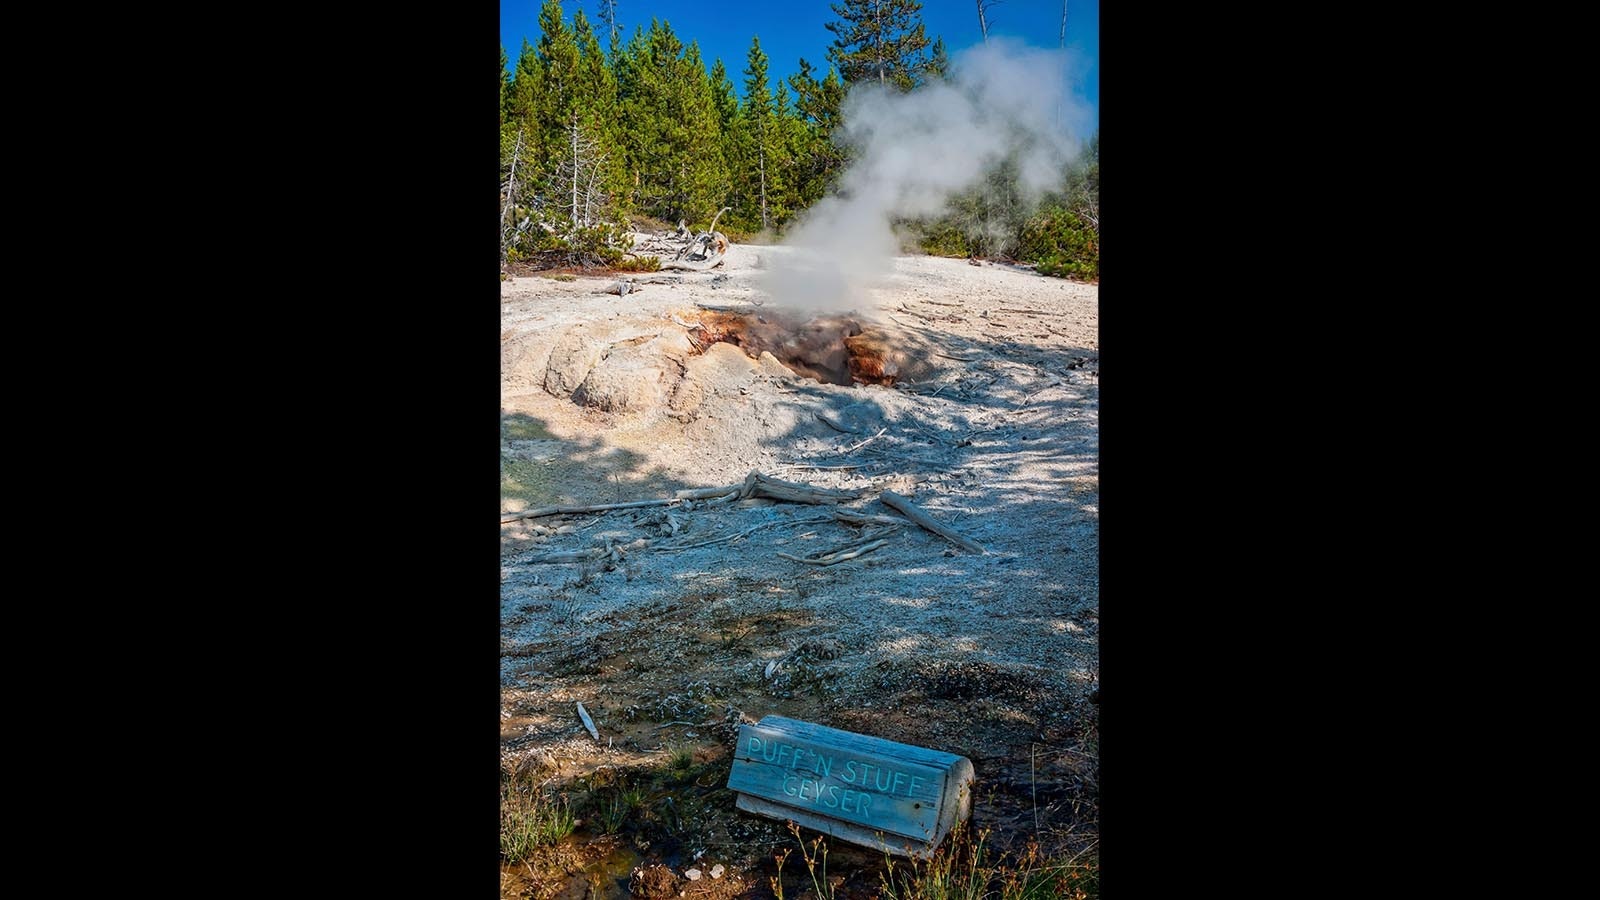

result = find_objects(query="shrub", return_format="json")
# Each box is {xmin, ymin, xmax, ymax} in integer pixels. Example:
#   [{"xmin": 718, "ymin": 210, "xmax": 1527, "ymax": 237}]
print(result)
[
  {"xmin": 614, "ymin": 255, "xmax": 661, "ymax": 272},
  {"xmin": 1018, "ymin": 204, "xmax": 1098, "ymax": 281}
]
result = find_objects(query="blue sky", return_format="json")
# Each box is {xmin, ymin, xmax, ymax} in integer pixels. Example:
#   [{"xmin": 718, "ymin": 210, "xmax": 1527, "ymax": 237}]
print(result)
[{"xmin": 501, "ymin": 1, "xmax": 1098, "ymax": 138}]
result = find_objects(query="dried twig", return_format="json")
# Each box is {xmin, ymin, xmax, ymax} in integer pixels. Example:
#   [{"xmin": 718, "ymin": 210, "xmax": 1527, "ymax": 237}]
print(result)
[
  {"xmin": 842, "ymin": 427, "xmax": 888, "ymax": 453},
  {"xmin": 778, "ymin": 538, "xmax": 890, "ymax": 566},
  {"xmin": 772, "ymin": 463, "xmax": 862, "ymax": 472}
]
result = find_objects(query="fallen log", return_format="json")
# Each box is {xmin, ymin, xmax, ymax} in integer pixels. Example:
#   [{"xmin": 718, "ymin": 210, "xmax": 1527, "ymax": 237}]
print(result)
[
  {"xmin": 880, "ymin": 491, "xmax": 988, "ymax": 554},
  {"xmin": 502, "ymin": 498, "xmax": 683, "ymax": 523},
  {"xmin": 740, "ymin": 471, "xmax": 863, "ymax": 504},
  {"xmin": 518, "ymin": 548, "xmax": 606, "ymax": 564},
  {"xmin": 660, "ymin": 251, "xmax": 725, "ymax": 271},
  {"xmin": 500, "ymin": 485, "xmax": 741, "ymax": 523}
]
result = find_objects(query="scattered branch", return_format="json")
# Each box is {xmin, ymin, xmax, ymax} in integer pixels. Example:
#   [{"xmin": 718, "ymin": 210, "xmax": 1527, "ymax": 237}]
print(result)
[
  {"xmin": 881, "ymin": 490, "xmax": 989, "ymax": 554},
  {"xmin": 842, "ymin": 427, "xmax": 888, "ymax": 453},
  {"xmin": 778, "ymin": 538, "xmax": 890, "ymax": 566}
]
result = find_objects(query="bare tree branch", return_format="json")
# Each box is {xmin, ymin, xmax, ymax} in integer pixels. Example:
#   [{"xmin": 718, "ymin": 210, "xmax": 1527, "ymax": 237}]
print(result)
[{"xmin": 976, "ymin": 0, "xmax": 1004, "ymax": 42}]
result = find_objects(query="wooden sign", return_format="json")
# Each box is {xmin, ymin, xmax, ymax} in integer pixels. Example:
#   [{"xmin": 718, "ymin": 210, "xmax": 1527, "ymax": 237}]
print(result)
[{"xmin": 727, "ymin": 715, "xmax": 975, "ymax": 857}]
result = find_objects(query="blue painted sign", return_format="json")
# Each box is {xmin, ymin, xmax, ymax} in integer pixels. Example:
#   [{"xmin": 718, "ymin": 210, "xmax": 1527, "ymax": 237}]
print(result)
[{"xmin": 727, "ymin": 715, "xmax": 974, "ymax": 853}]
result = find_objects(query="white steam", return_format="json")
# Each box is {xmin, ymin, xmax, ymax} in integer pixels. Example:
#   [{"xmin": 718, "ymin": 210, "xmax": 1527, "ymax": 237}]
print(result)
[{"xmin": 760, "ymin": 39, "xmax": 1093, "ymax": 314}]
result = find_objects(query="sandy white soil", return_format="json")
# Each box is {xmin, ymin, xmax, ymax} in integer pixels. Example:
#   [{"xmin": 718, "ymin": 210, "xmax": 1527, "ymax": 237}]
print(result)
[{"xmin": 498, "ymin": 241, "xmax": 1097, "ymax": 886}]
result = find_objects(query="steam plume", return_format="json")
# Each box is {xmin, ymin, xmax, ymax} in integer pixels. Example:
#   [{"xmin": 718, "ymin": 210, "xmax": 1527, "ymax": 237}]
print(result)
[{"xmin": 760, "ymin": 39, "xmax": 1092, "ymax": 314}]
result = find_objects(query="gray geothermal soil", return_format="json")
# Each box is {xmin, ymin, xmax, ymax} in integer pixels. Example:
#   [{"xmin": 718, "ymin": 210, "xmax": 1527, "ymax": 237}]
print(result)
[{"xmin": 499, "ymin": 240, "xmax": 1098, "ymax": 900}]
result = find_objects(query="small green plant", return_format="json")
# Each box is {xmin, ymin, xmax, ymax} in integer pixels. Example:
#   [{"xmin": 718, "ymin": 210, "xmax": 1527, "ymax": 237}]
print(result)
[
  {"xmin": 500, "ymin": 778, "xmax": 576, "ymax": 862},
  {"xmin": 614, "ymin": 255, "xmax": 661, "ymax": 272},
  {"xmin": 770, "ymin": 846, "xmax": 792, "ymax": 900},
  {"xmin": 879, "ymin": 826, "xmax": 1099, "ymax": 900},
  {"xmin": 667, "ymin": 743, "xmax": 694, "ymax": 772},
  {"xmin": 542, "ymin": 273, "xmax": 577, "ymax": 282},
  {"xmin": 596, "ymin": 781, "xmax": 646, "ymax": 835},
  {"xmin": 880, "ymin": 824, "xmax": 988, "ymax": 900},
  {"xmin": 788, "ymin": 820, "xmax": 834, "ymax": 900}
]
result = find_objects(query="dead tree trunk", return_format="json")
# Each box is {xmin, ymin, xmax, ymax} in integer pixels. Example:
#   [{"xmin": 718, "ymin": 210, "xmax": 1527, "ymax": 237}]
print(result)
[
  {"xmin": 976, "ymin": 0, "xmax": 999, "ymax": 42},
  {"xmin": 759, "ymin": 141, "xmax": 769, "ymax": 230},
  {"xmin": 570, "ymin": 114, "xmax": 580, "ymax": 234},
  {"xmin": 1057, "ymin": 1, "xmax": 1068, "ymax": 129},
  {"xmin": 500, "ymin": 128, "xmax": 526, "ymax": 264}
]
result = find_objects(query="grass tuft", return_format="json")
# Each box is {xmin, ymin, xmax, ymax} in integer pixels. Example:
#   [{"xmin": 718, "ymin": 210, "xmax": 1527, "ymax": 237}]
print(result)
[{"xmin": 500, "ymin": 777, "xmax": 576, "ymax": 862}]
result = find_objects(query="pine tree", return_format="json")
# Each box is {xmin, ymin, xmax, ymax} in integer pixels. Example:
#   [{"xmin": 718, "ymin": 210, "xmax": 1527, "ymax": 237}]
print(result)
[
  {"xmin": 506, "ymin": 38, "xmax": 541, "ymax": 129},
  {"xmin": 771, "ymin": 82, "xmax": 802, "ymax": 225},
  {"xmin": 741, "ymin": 36, "xmax": 780, "ymax": 230},
  {"xmin": 709, "ymin": 58, "xmax": 739, "ymax": 136},
  {"xmin": 618, "ymin": 21, "xmax": 728, "ymax": 226},
  {"xmin": 824, "ymin": 0, "xmax": 932, "ymax": 91},
  {"xmin": 709, "ymin": 58, "xmax": 744, "ymax": 224},
  {"xmin": 787, "ymin": 59, "xmax": 847, "ymax": 206},
  {"xmin": 500, "ymin": 45, "xmax": 510, "ymax": 126},
  {"xmin": 679, "ymin": 41, "xmax": 731, "ymax": 226},
  {"xmin": 572, "ymin": 8, "xmax": 626, "ymax": 201},
  {"xmin": 926, "ymin": 36, "xmax": 950, "ymax": 82},
  {"xmin": 530, "ymin": 0, "xmax": 582, "ymax": 179}
]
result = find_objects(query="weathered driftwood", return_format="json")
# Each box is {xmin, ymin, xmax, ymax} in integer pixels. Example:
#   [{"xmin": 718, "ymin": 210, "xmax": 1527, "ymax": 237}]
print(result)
[
  {"xmin": 502, "ymin": 485, "xmax": 740, "ymax": 523},
  {"xmin": 676, "ymin": 484, "xmax": 743, "ymax": 500},
  {"xmin": 504, "ymin": 475, "xmax": 847, "ymax": 527},
  {"xmin": 833, "ymin": 510, "xmax": 913, "ymax": 527},
  {"xmin": 503, "ymin": 499, "xmax": 676, "ymax": 523},
  {"xmin": 576, "ymin": 702, "xmax": 599, "ymax": 741},
  {"xmin": 519, "ymin": 548, "xmax": 606, "ymax": 564},
  {"xmin": 654, "ymin": 515, "xmax": 831, "ymax": 553},
  {"xmin": 880, "ymin": 491, "xmax": 988, "ymax": 554},
  {"xmin": 663, "ymin": 207, "xmax": 732, "ymax": 270},
  {"xmin": 778, "ymin": 538, "xmax": 889, "ymax": 566},
  {"xmin": 740, "ymin": 471, "xmax": 863, "ymax": 504},
  {"xmin": 660, "ymin": 253, "xmax": 725, "ymax": 272}
]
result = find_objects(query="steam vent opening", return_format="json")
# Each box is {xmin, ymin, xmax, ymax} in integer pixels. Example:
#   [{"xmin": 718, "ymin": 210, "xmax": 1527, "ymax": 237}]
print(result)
[{"xmin": 689, "ymin": 310, "xmax": 900, "ymax": 386}]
